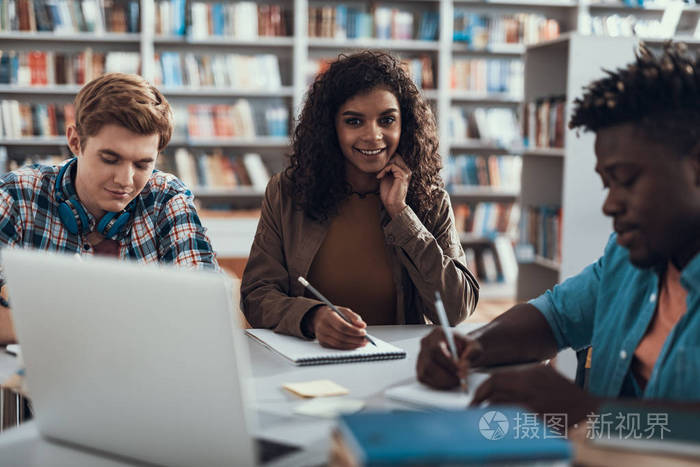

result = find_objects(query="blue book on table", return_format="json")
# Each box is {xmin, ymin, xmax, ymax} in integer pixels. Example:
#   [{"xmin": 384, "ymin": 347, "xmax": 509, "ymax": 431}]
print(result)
[{"xmin": 338, "ymin": 407, "xmax": 571, "ymax": 465}]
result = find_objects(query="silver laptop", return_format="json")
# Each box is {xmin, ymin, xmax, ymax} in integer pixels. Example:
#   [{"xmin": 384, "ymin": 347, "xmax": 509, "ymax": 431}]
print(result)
[{"xmin": 2, "ymin": 248, "xmax": 278, "ymax": 466}]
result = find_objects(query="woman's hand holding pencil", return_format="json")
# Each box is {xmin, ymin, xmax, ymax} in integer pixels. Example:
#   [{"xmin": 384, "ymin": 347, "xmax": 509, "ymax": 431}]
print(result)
[{"xmin": 298, "ymin": 276, "xmax": 376, "ymax": 350}]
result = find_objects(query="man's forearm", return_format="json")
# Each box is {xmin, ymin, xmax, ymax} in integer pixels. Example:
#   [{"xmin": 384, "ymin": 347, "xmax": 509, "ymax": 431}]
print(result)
[{"xmin": 467, "ymin": 303, "xmax": 559, "ymax": 367}]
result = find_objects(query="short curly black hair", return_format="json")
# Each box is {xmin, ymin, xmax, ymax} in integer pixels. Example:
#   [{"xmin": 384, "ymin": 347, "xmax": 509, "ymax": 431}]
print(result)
[
  {"xmin": 286, "ymin": 50, "xmax": 443, "ymax": 222},
  {"xmin": 569, "ymin": 42, "xmax": 700, "ymax": 156}
]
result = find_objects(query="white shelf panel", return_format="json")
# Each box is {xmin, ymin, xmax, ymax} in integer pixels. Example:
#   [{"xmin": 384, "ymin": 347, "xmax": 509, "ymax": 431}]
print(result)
[
  {"xmin": 449, "ymin": 139, "xmax": 516, "ymax": 152},
  {"xmin": 421, "ymin": 89, "xmax": 439, "ymax": 100},
  {"xmin": 519, "ymin": 255, "xmax": 561, "ymax": 271},
  {"xmin": 0, "ymin": 32, "xmax": 140, "ymax": 42},
  {"xmin": 521, "ymin": 147, "xmax": 565, "ymax": 157},
  {"xmin": 479, "ymin": 281, "xmax": 516, "ymax": 300},
  {"xmin": 0, "ymin": 138, "xmax": 66, "ymax": 146},
  {"xmin": 308, "ymin": 38, "xmax": 440, "ymax": 51},
  {"xmin": 0, "ymin": 85, "xmax": 82, "ymax": 95},
  {"xmin": 449, "ymin": 185, "xmax": 519, "ymax": 199},
  {"xmin": 168, "ymin": 136, "xmax": 290, "ymax": 148},
  {"xmin": 450, "ymin": 91, "xmax": 522, "ymax": 104},
  {"xmin": 459, "ymin": 232, "xmax": 496, "ymax": 243},
  {"xmin": 192, "ymin": 187, "xmax": 264, "ymax": 198},
  {"xmin": 587, "ymin": 2, "xmax": 669, "ymax": 11},
  {"xmin": 452, "ymin": 43, "xmax": 525, "ymax": 55},
  {"xmin": 454, "ymin": 0, "xmax": 578, "ymax": 7},
  {"xmin": 161, "ymin": 87, "xmax": 294, "ymax": 98},
  {"xmin": 154, "ymin": 36, "xmax": 294, "ymax": 47}
]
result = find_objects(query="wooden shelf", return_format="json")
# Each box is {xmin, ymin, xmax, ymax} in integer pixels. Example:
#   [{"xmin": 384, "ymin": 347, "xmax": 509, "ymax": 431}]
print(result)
[{"xmin": 308, "ymin": 38, "xmax": 440, "ymax": 51}]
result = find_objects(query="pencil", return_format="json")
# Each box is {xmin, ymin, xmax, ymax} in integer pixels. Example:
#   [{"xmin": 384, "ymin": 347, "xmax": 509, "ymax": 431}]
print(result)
[{"xmin": 298, "ymin": 276, "xmax": 377, "ymax": 346}]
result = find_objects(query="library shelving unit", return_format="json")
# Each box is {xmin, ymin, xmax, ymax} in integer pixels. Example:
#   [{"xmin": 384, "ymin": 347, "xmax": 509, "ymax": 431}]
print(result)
[
  {"xmin": 1, "ymin": 0, "xmax": 696, "ymax": 295},
  {"xmin": 517, "ymin": 32, "xmax": 636, "ymax": 300}
]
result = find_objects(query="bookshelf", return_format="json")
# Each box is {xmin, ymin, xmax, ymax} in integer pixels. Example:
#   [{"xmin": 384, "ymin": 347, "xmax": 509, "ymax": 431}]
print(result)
[{"xmin": 1, "ymin": 0, "xmax": 696, "ymax": 298}]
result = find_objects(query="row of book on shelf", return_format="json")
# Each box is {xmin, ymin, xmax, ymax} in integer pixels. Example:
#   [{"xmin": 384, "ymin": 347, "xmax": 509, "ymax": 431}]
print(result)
[
  {"xmin": 0, "ymin": 100, "xmax": 74, "ymax": 139},
  {"xmin": 449, "ymin": 107, "xmax": 520, "ymax": 147},
  {"xmin": 307, "ymin": 5, "xmax": 438, "ymax": 41},
  {"xmin": 174, "ymin": 100, "xmax": 288, "ymax": 139},
  {"xmin": 519, "ymin": 204, "xmax": 562, "ymax": 263},
  {"xmin": 155, "ymin": 53, "xmax": 281, "ymax": 90},
  {"xmin": 160, "ymin": 149, "xmax": 270, "ymax": 192},
  {"xmin": 0, "ymin": 148, "xmax": 271, "ymax": 194},
  {"xmin": 463, "ymin": 237, "xmax": 518, "ymax": 285},
  {"xmin": 0, "ymin": 50, "xmax": 139, "ymax": 86},
  {"xmin": 445, "ymin": 155, "xmax": 522, "ymax": 191},
  {"xmin": 1, "ymin": 0, "xmax": 139, "ymax": 33},
  {"xmin": 0, "ymin": 98, "xmax": 288, "ymax": 139},
  {"xmin": 522, "ymin": 96, "xmax": 566, "ymax": 149},
  {"xmin": 164, "ymin": 1, "xmax": 288, "ymax": 39},
  {"xmin": 306, "ymin": 55, "xmax": 435, "ymax": 90},
  {"xmin": 450, "ymin": 58, "xmax": 523, "ymax": 96},
  {"xmin": 453, "ymin": 202, "xmax": 519, "ymax": 240},
  {"xmin": 453, "ymin": 12, "xmax": 560, "ymax": 47},
  {"xmin": 453, "ymin": 201, "xmax": 519, "ymax": 284}
]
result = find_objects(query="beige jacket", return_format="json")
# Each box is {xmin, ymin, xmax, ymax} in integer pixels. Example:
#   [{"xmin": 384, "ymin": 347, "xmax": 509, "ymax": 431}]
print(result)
[{"xmin": 240, "ymin": 173, "xmax": 479, "ymax": 338}]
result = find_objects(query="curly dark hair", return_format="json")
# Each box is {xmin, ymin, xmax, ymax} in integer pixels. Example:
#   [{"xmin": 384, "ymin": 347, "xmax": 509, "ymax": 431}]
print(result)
[
  {"xmin": 569, "ymin": 41, "xmax": 700, "ymax": 156},
  {"xmin": 286, "ymin": 50, "xmax": 443, "ymax": 222}
]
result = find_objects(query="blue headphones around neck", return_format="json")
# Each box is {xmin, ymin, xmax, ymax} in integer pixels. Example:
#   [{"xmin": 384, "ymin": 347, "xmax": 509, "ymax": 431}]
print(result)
[{"xmin": 55, "ymin": 158, "xmax": 135, "ymax": 239}]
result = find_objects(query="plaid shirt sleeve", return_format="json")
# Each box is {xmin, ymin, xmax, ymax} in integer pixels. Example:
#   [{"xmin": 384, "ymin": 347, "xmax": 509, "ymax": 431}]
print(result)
[
  {"xmin": 155, "ymin": 187, "xmax": 220, "ymax": 272},
  {"xmin": 0, "ymin": 177, "xmax": 24, "ymax": 291}
]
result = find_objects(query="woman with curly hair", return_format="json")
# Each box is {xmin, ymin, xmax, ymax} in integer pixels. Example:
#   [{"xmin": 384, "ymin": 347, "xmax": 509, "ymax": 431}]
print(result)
[{"xmin": 241, "ymin": 51, "xmax": 479, "ymax": 349}]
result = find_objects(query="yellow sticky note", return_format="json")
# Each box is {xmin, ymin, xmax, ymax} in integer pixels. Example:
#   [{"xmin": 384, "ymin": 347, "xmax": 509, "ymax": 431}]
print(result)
[{"xmin": 282, "ymin": 379, "xmax": 349, "ymax": 398}]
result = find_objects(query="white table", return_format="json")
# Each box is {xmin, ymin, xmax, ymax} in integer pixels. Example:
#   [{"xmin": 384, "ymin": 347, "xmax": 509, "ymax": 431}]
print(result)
[{"xmin": 0, "ymin": 323, "xmax": 480, "ymax": 466}]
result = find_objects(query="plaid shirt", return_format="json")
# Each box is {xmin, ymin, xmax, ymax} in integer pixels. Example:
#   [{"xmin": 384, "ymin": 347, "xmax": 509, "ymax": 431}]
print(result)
[{"xmin": 0, "ymin": 160, "xmax": 219, "ymax": 288}]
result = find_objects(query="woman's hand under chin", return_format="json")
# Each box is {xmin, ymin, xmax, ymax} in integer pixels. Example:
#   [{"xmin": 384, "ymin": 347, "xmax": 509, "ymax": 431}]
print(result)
[{"xmin": 377, "ymin": 154, "xmax": 411, "ymax": 217}]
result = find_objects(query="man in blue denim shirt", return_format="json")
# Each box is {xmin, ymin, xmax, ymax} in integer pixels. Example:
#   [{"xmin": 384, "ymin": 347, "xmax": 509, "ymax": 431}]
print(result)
[{"xmin": 416, "ymin": 43, "xmax": 700, "ymax": 424}]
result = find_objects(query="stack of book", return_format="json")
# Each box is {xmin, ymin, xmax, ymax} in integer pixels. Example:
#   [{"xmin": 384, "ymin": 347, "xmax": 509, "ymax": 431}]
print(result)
[
  {"xmin": 453, "ymin": 12, "xmax": 560, "ymax": 47},
  {"xmin": 519, "ymin": 204, "xmax": 562, "ymax": 263},
  {"xmin": 159, "ymin": 149, "xmax": 270, "ymax": 191},
  {"xmin": 0, "ymin": 50, "xmax": 140, "ymax": 86},
  {"xmin": 0, "ymin": 0, "xmax": 140, "ymax": 33},
  {"xmin": 154, "ymin": 0, "xmax": 186, "ymax": 36},
  {"xmin": 307, "ymin": 5, "xmax": 439, "ymax": 40},
  {"xmin": 445, "ymin": 154, "xmax": 522, "ymax": 190},
  {"xmin": 0, "ymin": 100, "xmax": 75, "ymax": 139},
  {"xmin": 522, "ymin": 96, "xmax": 566, "ymax": 149},
  {"xmin": 155, "ymin": 53, "xmax": 281, "ymax": 90},
  {"xmin": 184, "ymin": 1, "xmax": 289, "ymax": 39},
  {"xmin": 176, "ymin": 99, "xmax": 288, "ymax": 139},
  {"xmin": 306, "ymin": 55, "xmax": 435, "ymax": 89},
  {"xmin": 450, "ymin": 58, "xmax": 523, "ymax": 96}
]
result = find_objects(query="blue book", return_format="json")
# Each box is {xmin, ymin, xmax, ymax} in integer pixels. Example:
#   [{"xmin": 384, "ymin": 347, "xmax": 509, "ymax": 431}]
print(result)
[
  {"xmin": 212, "ymin": 3, "xmax": 224, "ymax": 36},
  {"xmin": 339, "ymin": 408, "xmax": 571, "ymax": 465}
]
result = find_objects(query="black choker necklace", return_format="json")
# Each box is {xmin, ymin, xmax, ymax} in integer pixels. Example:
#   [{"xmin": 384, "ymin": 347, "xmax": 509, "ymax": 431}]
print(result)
[{"xmin": 350, "ymin": 189, "xmax": 379, "ymax": 199}]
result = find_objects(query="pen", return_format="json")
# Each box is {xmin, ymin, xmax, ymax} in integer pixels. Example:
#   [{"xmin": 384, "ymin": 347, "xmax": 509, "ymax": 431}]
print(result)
[
  {"xmin": 297, "ymin": 276, "xmax": 377, "ymax": 346},
  {"xmin": 434, "ymin": 291, "xmax": 468, "ymax": 390}
]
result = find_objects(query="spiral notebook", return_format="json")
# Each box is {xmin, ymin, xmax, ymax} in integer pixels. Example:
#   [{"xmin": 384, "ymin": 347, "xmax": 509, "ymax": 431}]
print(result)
[{"xmin": 245, "ymin": 329, "xmax": 406, "ymax": 366}]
